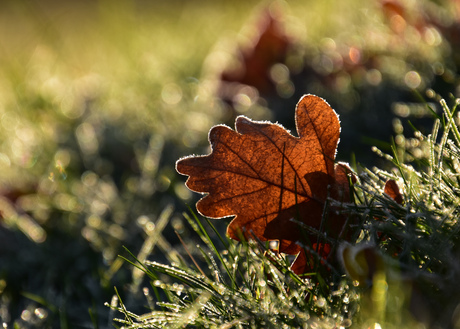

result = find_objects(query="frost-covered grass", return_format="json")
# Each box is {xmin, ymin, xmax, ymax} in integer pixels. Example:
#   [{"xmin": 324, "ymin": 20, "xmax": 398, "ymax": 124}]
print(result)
[{"xmin": 112, "ymin": 96, "xmax": 460, "ymax": 328}]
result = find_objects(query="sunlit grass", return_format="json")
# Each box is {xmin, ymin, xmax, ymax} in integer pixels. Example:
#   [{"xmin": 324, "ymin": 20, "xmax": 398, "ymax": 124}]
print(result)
[{"xmin": 112, "ymin": 95, "xmax": 460, "ymax": 328}]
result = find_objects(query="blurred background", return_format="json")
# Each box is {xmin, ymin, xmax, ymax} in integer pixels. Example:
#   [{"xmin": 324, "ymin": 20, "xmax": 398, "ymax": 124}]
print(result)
[{"xmin": 0, "ymin": 0, "xmax": 458, "ymax": 327}]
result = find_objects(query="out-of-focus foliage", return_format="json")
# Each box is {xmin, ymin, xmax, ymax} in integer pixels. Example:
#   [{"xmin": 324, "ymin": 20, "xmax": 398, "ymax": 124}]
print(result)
[
  {"xmin": 203, "ymin": 0, "xmax": 460, "ymax": 164},
  {"xmin": 0, "ymin": 0, "xmax": 264, "ymax": 327},
  {"xmin": 0, "ymin": 0, "xmax": 459, "ymax": 327}
]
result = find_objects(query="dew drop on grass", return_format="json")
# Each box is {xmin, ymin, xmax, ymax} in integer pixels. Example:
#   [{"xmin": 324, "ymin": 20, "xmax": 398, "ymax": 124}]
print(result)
[
  {"xmin": 315, "ymin": 296, "xmax": 326, "ymax": 308},
  {"xmin": 331, "ymin": 290, "xmax": 342, "ymax": 296},
  {"xmin": 110, "ymin": 295, "xmax": 118, "ymax": 308}
]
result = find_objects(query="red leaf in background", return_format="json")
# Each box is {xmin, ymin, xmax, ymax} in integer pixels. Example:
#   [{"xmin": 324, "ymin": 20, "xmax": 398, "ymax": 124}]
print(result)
[
  {"xmin": 384, "ymin": 179, "xmax": 403, "ymax": 204},
  {"xmin": 176, "ymin": 95, "xmax": 355, "ymax": 274},
  {"xmin": 219, "ymin": 7, "xmax": 292, "ymax": 96}
]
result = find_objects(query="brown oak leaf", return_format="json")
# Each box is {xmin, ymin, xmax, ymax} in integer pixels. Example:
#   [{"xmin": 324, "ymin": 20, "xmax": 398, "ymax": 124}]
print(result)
[{"xmin": 176, "ymin": 95, "xmax": 354, "ymax": 274}]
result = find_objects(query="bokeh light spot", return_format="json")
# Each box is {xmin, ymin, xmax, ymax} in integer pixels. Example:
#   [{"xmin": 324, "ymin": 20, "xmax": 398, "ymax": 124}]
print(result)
[
  {"xmin": 109, "ymin": 224, "xmax": 125, "ymax": 240},
  {"xmin": 270, "ymin": 63, "xmax": 290, "ymax": 84},
  {"xmin": 423, "ymin": 27, "xmax": 442, "ymax": 46},
  {"xmin": 76, "ymin": 123, "xmax": 98, "ymax": 155},
  {"xmin": 233, "ymin": 93, "xmax": 252, "ymax": 113},
  {"xmin": 432, "ymin": 62, "xmax": 444, "ymax": 76},
  {"xmin": 34, "ymin": 308, "xmax": 47, "ymax": 320},
  {"xmin": 60, "ymin": 93, "xmax": 85, "ymax": 119},
  {"xmin": 348, "ymin": 47, "xmax": 361, "ymax": 64},
  {"xmin": 393, "ymin": 103, "xmax": 410, "ymax": 117},
  {"xmin": 174, "ymin": 183, "xmax": 192, "ymax": 201},
  {"xmin": 0, "ymin": 153, "xmax": 11, "ymax": 167},
  {"xmin": 21, "ymin": 310, "xmax": 31, "ymax": 322},
  {"xmin": 157, "ymin": 174, "xmax": 171, "ymax": 192},
  {"xmin": 82, "ymin": 171, "xmax": 98, "ymax": 187},
  {"xmin": 389, "ymin": 14, "xmax": 406, "ymax": 34},
  {"xmin": 404, "ymin": 71, "xmax": 421, "ymax": 89},
  {"xmin": 171, "ymin": 217, "xmax": 184, "ymax": 233},
  {"xmin": 87, "ymin": 215, "xmax": 102, "ymax": 229},
  {"xmin": 1, "ymin": 112, "xmax": 18, "ymax": 131},
  {"xmin": 161, "ymin": 83, "xmax": 183, "ymax": 105},
  {"xmin": 276, "ymin": 81, "xmax": 294, "ymax": 98},
  {"xmin": 366, "ymin": 69, "xmax": 382, "ymax": 86},
  {"xmin": 17, "ymin": 215, "xmax": 46, "ymax": 243}
]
